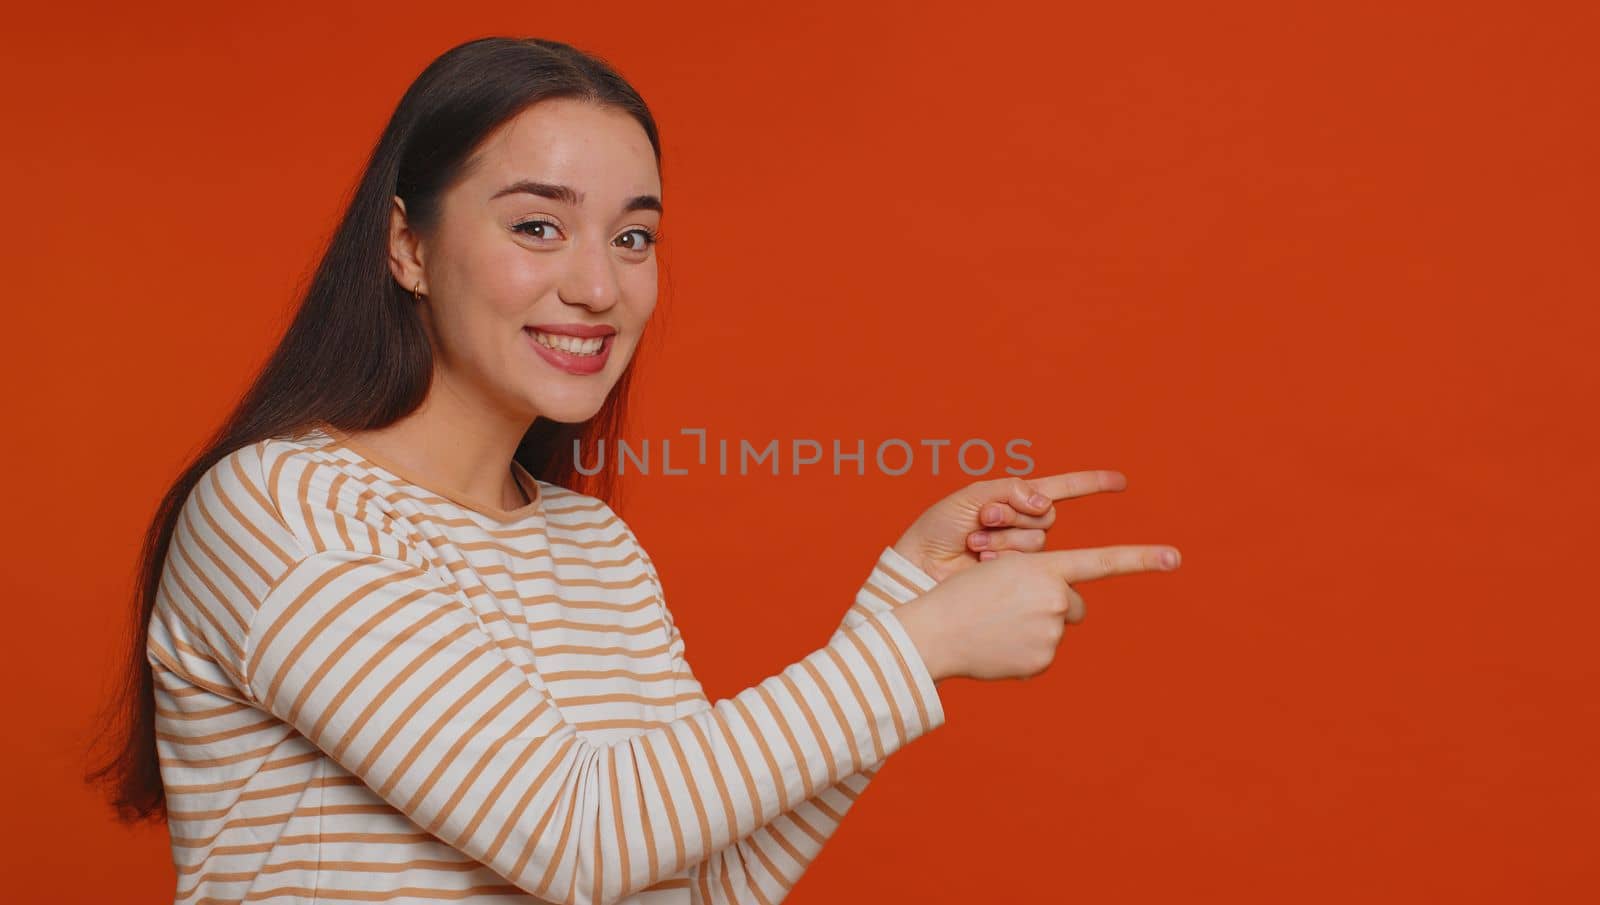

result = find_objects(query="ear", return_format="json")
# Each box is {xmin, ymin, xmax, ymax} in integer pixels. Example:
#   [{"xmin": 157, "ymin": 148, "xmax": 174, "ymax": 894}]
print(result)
[{"xmin": 387, "ymin": 195, "xmax": 427, "ymax": 297}]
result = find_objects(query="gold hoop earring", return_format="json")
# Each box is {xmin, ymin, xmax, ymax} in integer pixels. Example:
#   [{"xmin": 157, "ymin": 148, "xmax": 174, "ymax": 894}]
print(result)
[{"xmin": 412, "ymin": 281, "xmax": 425, "ymax": 302}]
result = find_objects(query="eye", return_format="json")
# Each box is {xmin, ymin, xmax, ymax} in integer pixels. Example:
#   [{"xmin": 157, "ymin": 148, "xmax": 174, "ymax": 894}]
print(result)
[
  {"xmin": 615, "ymin": 227, "xmax": 660, "ymax": 252},
  {"xmin": 511, "ymin": 219, "xmax": 562, "ymax": 241}
]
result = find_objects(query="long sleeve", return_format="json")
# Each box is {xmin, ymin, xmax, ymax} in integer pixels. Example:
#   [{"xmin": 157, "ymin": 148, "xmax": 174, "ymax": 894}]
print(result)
[
  {"xmin": 642, "ymin": 544, "xmax": 940, "ymax": 903},
  {"xmin": 240, "ymin": 547, "xmax": 945, "ymax": 905}
]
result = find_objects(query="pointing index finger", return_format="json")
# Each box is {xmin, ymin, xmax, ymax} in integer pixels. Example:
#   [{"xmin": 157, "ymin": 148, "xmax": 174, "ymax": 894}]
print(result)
[
  {"xmin": 1026, "ymin": 470, "xmax": 1128, "ymax": 503},
  {"xmin": 1045, "ymin": 545, "xmax": 1181, "ymax": 583}
]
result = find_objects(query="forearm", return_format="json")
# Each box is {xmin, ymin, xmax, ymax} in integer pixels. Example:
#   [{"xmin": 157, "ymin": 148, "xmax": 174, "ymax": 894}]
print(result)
[{"xmin": 679, "ymin": 546, "xmax": 940, "ymax": 903}]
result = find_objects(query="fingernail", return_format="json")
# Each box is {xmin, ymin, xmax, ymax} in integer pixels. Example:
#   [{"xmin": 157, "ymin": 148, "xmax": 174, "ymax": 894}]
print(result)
[
  {"xmin": 970, "ymin": 532, "xmax": 989, "ymax": 549},
  {"xmin": 1162, "ymin": 549, "xmax": 1180, "ymax": 569},
  {"xmin": 1027, "ymin": 493, "xmax": 1049, "ymax": 509}
]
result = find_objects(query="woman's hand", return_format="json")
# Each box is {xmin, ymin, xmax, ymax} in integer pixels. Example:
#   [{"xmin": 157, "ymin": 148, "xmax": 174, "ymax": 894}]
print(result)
[
  {"xmin": 893, "ymin": 541, "xmax": 1180, "ymax": 681},
  {"xmin": 890, "ymin": 470, "xmax": 1130, "ymax": 582}
]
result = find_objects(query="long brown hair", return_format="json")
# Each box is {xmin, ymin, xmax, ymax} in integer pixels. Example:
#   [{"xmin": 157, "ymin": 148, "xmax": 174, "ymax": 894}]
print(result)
[{"xmin": 84, "ymin": 36, "xmax": 666, "ymax": 824}]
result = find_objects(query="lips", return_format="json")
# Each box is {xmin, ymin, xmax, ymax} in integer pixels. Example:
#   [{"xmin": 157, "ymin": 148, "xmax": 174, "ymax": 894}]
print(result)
[{"xmin": 524, "ymin": 327, "xmax": 612, "ymax": 375}]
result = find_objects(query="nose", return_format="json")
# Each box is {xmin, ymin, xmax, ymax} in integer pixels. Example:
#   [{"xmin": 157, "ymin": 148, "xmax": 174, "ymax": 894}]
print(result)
[{"xmin": 557, "ymin": 233, "xmax": 623, "ymax": 313}]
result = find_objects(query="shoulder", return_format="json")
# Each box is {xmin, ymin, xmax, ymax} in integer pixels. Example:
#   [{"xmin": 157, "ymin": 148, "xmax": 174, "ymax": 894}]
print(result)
[
  {"xmin": 172, "ymin": 438, "xmax": 304, "ymax": 587},
  {"xmin": 155, "ymin": 429, "xmax": 461, "ymax": 700},
  {"xmin": 537, "ymin": 479, "xmax": 609, "ymax": 516},
  {"xmin": 537, "ymin": 482, "xmax": 628, "ymax": 537},
  {"xmin": 178, "ymin": 427, "xmax": 418, "ymax": 571},
  {"xmin": 259, "ymin": 428, "xmax": 437, "ymax": 565},
  {"xmin": 154, "ymin": 437, "xmax": 316, "ymax": 690},
  {"xmin": 535, "ymin": 482, "xmax": 661, "ymax": 585}
]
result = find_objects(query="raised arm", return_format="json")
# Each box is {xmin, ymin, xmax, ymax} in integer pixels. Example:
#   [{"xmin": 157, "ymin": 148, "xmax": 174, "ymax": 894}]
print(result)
[
  {"xmin": 241, "ymin": 547, "xmax": 944, "ymax": 905},
  {"xmin": 640, "ymin": 543, "xmax": 941, "ymax": 903}
]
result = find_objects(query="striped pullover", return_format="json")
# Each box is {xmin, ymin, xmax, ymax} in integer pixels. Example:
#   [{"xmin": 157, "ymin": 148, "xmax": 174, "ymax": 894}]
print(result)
[{"xmin": 148, "ymin": 423, "xmax": 946, "ymax": 904}]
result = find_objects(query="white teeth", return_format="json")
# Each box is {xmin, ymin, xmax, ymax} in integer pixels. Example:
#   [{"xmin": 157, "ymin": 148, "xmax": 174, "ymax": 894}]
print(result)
[{"xmin": 529, "ymin": 329, "xmax": 606, "ymax": 356}]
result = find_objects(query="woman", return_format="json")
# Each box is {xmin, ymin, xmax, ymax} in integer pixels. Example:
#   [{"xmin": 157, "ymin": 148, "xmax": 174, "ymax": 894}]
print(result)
[{"xmin": 87, "ymin": 37, "xmax": 1181, "ymax": 904}]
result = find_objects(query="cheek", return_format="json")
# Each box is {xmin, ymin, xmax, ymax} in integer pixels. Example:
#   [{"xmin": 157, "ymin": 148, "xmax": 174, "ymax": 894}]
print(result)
[
  {"xmin": 622, "ymin": 271, "xmax": 659, "ymax": 323},
  {"xmin": 450, "ymin": 243, "xmax": 548, "ymax": 322}
]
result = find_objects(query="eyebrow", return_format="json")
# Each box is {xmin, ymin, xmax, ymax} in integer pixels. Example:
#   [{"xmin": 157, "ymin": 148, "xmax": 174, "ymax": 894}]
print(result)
[{"xmin": 489, "ymin": 180, "xmax": 662, "ymax": 214}]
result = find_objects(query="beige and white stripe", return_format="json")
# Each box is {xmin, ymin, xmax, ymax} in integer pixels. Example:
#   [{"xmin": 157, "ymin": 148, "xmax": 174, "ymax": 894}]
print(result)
[{"xmin": 148, "ymin": 427, "xmax": 945, "ymax": 904}]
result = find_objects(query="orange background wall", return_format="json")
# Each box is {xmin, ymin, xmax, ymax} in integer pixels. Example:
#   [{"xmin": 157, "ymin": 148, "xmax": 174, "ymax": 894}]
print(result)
[{"xmin": 3, "ymin": 1, "xmax": 1594, "ymax": 900}]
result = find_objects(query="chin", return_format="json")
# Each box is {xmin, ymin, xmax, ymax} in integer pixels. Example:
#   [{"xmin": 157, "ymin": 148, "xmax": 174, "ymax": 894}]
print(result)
[{"xmin": 527, "ymin": 394, "xmax": 608, "ymax": 425}]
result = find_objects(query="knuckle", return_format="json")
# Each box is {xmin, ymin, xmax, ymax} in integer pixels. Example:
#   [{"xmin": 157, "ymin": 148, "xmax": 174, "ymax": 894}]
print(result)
[{"xmin": 1098, "ymin": 550, "xmax": 1118, "ymax": 576}]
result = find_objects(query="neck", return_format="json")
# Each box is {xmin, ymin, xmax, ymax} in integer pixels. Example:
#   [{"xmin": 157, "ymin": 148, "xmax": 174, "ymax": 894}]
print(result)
[{"xmin": 346, "ymin": 374, "xmax": 533, "ymax": 511}]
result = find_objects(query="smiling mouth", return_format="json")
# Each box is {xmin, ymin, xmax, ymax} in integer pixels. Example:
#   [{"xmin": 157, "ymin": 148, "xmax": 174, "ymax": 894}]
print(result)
[{"xmin": 525, "ymin": 328, "xmax": 607, "ymax": 357}]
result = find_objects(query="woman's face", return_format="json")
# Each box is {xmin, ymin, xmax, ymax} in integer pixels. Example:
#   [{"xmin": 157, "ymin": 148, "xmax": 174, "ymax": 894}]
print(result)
[{"xmin": 392, "ymin": 97, "xmax": 662, "ymax": 425}]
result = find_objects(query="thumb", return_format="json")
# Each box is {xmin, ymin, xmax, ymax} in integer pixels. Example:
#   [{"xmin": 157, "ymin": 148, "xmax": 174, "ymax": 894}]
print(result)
[{"xmin": 1005, "ymin": 477, "xmax": 1053, "ymax": 514}]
